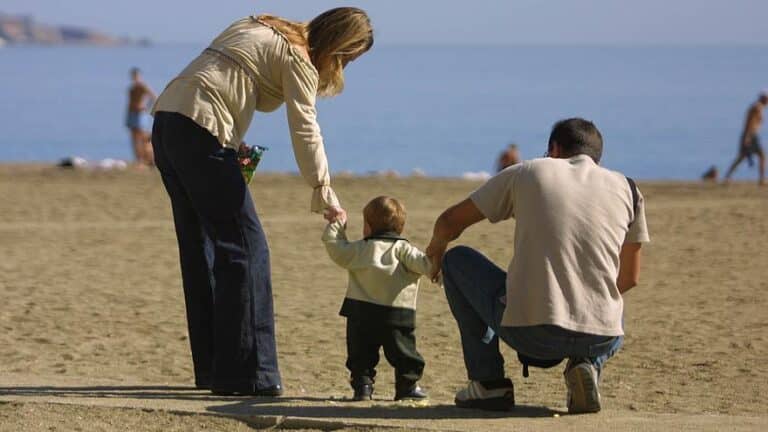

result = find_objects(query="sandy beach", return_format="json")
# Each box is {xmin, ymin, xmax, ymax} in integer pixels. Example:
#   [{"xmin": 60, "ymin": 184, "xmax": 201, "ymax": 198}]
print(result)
[{"xmin": 1, "ymin": 165, "xmax": 767, "ymax": 431}]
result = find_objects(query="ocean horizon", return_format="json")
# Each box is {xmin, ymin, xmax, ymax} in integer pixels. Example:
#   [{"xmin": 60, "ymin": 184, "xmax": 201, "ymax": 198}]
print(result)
[{"xmin": 1, "ymin": 43, "xmax": 767, "ymax": 180}]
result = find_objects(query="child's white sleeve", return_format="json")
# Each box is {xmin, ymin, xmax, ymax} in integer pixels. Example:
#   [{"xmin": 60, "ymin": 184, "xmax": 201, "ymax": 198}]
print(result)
[
  {"xmin": 321, "ymin": 220, "xmax": 359, "ymax": 269},
  {"xmin": 397, "ymin": 242, "xmax": 433, "ymax": 276}
]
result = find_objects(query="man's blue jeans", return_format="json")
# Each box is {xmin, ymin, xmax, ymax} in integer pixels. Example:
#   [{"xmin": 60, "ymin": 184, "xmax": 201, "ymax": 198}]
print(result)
[{"xmin": 442, "ymin": 246, "xmax": 623, "ymax": 381}]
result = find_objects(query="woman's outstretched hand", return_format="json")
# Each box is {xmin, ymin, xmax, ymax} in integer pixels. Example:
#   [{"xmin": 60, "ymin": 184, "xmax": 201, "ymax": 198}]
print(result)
[{"xmin": 324, "ymin": 206, "xmax": 347, "ymax": 224}]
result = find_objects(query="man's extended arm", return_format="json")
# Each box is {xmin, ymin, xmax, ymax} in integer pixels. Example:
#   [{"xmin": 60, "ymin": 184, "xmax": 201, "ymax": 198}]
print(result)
[
  {"xmin": 426, "ymin": 198, "xmax": 486, "ymax": 281},
  {"xmin": 617, "ymin": 242, "xmax": 642, "ymax": 294}
]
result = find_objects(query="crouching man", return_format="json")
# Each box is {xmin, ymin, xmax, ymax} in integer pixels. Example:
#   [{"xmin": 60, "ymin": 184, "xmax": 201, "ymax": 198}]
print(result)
[{"xmin": 426, "ymin": 118, "xmax": 650, "ymax": 414}]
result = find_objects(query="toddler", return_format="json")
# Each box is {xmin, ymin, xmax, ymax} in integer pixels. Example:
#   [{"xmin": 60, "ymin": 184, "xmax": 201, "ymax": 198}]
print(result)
[{"xmin": 322, "ymin": 196, "xmax": 432, "ymax": 401}]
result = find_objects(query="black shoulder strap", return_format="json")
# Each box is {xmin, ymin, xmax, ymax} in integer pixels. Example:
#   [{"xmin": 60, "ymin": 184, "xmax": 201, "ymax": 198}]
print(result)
[
  {"xmin": 517, "ymin": 353, "xmax": 563, "ymax": 378},
  {"xmin": 625, "ymin": 176, "xmax": 639, "ymax": 226}
]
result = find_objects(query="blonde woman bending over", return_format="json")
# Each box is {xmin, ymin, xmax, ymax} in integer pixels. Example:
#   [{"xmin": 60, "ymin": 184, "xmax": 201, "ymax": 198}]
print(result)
[{"xmin": 151, "ymin": 8, "xmax": 373, "ymax": 397}]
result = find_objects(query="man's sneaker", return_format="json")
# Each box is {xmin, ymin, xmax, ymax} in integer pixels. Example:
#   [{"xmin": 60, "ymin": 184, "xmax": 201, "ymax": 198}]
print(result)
[
  {"xmin": 394, "ymin": 384, "xmax": 428, "ymax": 401},
  {"xmin": 352, "ymin": 383, "xmax": 374, "ymax": 401},
  {"xmin": 564, "ymin": 359, "xmax": 601, "ymax": 414},
  {"xmin": 454, "ymin": 379, "xmax": 514, "ymax": 411}
]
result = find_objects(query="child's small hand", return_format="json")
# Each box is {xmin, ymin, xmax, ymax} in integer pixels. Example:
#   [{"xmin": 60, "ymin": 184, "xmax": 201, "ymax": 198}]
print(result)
[
  {"xmin": 335, "ymin": 208, "xmax": 348, "ymax": 225},
  {"xmin": 324, "ymin": 206, "xmax": 347, "ymax": 225}
]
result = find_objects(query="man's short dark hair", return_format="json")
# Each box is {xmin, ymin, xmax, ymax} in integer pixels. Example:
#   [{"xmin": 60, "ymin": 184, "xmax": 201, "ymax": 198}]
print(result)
[{"xmin": 548, "ymin": 118, "xmax": 603, "ymax": 163}]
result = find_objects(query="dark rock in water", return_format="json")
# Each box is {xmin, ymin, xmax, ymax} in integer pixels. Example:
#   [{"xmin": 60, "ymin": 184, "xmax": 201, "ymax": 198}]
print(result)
[{"xmin": 0, "ymin": 13, "xmax": 149, "ymax": 46}]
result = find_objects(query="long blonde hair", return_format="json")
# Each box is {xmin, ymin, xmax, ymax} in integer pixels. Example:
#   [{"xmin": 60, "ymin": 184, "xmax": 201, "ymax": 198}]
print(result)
[{"xmin": 257, "ymin": 7, "xmax": 373, "ymax": 97}]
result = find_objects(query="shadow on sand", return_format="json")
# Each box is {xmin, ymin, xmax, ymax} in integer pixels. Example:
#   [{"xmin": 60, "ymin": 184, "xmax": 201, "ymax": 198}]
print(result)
[
  {"xmin": 207, "ymin": 398, "xmax": 560, "ymax": 420},
  {"xmin": 0, "ymin": 385, "xmax": 328, "ymax": 403},
  {"xmin": 1, "ymin": 385, "xmax": 562, "ymax": 420}
]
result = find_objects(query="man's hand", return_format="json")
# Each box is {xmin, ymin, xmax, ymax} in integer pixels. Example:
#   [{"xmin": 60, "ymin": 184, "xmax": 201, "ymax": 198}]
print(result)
[
  {"xmin": 425, "ymin": 199, "xmax": 486, "ymax": 283},
  {"xmin": 425, "ymin": 237, "xmax": 448, "ymax": 283}
]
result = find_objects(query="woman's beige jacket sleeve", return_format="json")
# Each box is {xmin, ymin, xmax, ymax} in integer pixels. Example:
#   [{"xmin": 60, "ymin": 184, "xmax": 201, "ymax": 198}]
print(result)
[{"xmin": 281, "ymin": 51, "xmax": 340, "ymax": 213}]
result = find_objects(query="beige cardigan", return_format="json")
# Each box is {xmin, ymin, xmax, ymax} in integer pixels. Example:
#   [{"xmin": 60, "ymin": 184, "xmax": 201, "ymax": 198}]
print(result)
[
  {"xmin": 322, "ymin": 221, "xmax": 432, "ymax": 314},
  {"xmin": 152, "ymin": 17, "xmax": 338, "ymax": 212}
]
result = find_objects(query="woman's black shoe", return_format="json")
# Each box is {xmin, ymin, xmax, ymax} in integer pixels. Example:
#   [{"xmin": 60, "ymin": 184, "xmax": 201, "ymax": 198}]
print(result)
[
  {"xmin": 211, "ymin": 384, "xmax": 283, "ymax": 397},
  {"xmin": 195, "ymin": 377, "xmax": 211, "ymax": 390}
]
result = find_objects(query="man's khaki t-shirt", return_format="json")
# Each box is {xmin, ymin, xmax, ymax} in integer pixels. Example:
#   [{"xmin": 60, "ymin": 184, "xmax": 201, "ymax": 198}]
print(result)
[{"xmin": 470, "ymin": 155, "xmax": 650, "ymax": 336}]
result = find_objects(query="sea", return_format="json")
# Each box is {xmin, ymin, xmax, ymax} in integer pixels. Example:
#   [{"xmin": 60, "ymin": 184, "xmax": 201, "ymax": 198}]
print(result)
[{"xmin": 1, "ymin": 43, "xmax": 767, "ymax": 180}]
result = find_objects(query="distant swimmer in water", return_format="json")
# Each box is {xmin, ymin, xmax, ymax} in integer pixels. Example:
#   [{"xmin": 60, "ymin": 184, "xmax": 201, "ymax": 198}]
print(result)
[
  {"xmin": 724, "ymin": 91, "xmax": 767, "ymax": 186},
  {"xmin": 126, "ymin": 67, "xmax": 157, "ymax": 167},
  {"xmin": 496, "ymin": 143, "xmax": 521, "ymax": 172}
]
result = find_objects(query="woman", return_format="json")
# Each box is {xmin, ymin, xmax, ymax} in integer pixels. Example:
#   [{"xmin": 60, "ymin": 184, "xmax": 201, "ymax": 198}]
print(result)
[{"xmin": 151, "ymin": 8, "xmax": 373, "ymax": 396}]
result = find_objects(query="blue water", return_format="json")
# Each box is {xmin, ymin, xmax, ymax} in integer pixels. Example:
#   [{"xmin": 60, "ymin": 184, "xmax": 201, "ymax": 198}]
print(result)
[{"xmin": 1, "ymin": 43, "xmax": 767, "ymax": 179}]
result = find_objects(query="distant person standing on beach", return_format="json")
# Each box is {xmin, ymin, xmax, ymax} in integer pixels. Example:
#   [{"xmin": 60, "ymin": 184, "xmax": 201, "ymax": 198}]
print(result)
[
  {"xmin": 126, "ymin": 67, "xmax": 156, "ymax": 167},
  {"xmin": 496, "ymin": 144, "xmax": 521, "ymax": 172},
  {"xmin": 724, "ymin": 92, "xmax": 767, "ymax": 186},
  {"xmin": 151, "ymin": 8, "xmax": 373, "ymax": 396}
]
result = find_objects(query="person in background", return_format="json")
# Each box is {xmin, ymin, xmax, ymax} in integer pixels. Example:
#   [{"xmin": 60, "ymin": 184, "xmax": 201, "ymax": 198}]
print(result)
[
  {"xmin": 126, "ymin": 67, "xmax": 156, "ymax": 167},
  {"xmin": 150, "ymin": 8, "xmax": 373, "ymax": 397},
  {"xmin": 724, "ymin": 91, "xmax": 767, "ymax": 186},
  {"xmin": 701, "ymin": 165, "xmax": 719, "ymax": 182},
  {"xmin": 427, "ymin": 118, "xmax": 649, "ymax": 413},
  {"xmin": 496, "ymin": 144, "xmax": 521, "ymax": 172}
]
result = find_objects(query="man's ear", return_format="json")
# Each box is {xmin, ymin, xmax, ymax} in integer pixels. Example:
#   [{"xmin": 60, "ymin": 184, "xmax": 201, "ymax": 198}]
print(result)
[{"xmin": 549, "ymin": 141, "xmax": 561, "ymax": 158}]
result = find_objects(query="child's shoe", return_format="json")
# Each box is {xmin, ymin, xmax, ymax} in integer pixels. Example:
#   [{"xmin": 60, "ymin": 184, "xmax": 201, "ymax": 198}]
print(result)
[
  {"xmin": 352, "ymin": 382, "xmax": 374, "ymax": 401},
  {"xmin": 394, "ymin": 384, "xmax": 428, "ymax": 401},
  {"xmin": 350, "ymin": 376, "xmax": 374, "ymax": 401}
]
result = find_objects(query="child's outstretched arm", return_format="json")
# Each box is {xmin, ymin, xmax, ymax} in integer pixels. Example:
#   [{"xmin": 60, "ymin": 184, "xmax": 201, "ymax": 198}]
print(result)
[
  {"xmin": 397, "ymin": 242, "xmax": 433, "ymax": 277},
  {"xmin": 321, "ymin": 217, "xmax": 361, "ymax": 269}
]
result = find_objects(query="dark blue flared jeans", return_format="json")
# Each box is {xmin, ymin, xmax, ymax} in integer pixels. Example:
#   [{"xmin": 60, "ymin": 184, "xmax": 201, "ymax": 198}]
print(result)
[{"xmin": 152, "ymin": 111, "xmax": 281, "ymax": 390}]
